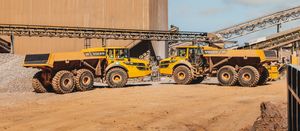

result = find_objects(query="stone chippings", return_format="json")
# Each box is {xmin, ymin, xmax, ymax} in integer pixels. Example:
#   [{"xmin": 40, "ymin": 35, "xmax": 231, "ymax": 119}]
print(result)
[{"xmin": 0, "ymin": 54, "xmax": 38, "ymax": 93}]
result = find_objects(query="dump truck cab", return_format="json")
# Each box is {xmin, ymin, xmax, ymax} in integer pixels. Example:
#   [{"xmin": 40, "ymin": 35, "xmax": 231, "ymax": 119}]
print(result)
[
  {"xmin": 24, "ymin": 47, "xmax": 151, "ymax": 94},
  {"xmin": 159, "ymin": 45, "xmax": 279, "ymax": 87},
  {"xmin": 105, "ymin": 47, "xmax": 151, "ymax": 78}
]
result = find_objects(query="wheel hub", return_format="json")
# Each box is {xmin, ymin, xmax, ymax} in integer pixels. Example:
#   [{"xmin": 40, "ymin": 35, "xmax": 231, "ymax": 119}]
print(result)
[
  {"xmin": 62, "ymin": 78, "xmax": 73, "ymax": 88},
  {"xmin": 178, "ymin": 72, "xmax": 186, "ymax": 80},
  {"xmin": 112, "ymin": 74, "xmax": 122, "ymax": 83},
  {"xmin": 82, "ymin": 76, "xmax": 91, "ymax": 85},
  {"xmin": 242, "ymin": 73, "xmax": 252, "ymax": 81},
  {"xmin": 222, "ymin": 73, "xmax": 231, "ymax": 81}
]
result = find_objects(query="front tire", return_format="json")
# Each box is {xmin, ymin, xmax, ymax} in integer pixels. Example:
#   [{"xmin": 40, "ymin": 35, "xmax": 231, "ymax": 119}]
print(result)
[
  {"xmin": 52, "ymin": 70, "xmax": 75, "ymax": 94},
  {"xmin": 217, "ymin": 66, "xmax": 238, "ymax": 86},
  {"xmin": 173, "ymin": 66, "xmax": 193, "ymax": 85},
  {"xmin": 106, "ymin": 68, "xmax": 128, "ymax": 88},
  {"xmin": 258, "ymin": 66, "xmax": 269, "ymax": 85},
  {"xmin": 75, "ymin": 69, "xmax": 94, "ymax": 91},
  {"xmin": 238, "ymin": 66, "xmax": 260, "ymax": 87},
  {"xmin": 32, "ymin": 71, "xmax": 52, "ymax": 93}
]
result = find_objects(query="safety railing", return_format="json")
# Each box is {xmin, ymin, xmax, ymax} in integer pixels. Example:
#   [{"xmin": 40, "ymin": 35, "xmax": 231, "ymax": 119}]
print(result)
[{"xmin": 287, "ymin": 64, "xmax": 300, "ymax": 131}]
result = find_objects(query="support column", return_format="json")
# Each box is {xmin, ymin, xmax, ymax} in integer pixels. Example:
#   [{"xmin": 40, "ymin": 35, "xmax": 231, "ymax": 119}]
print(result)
[
  {"xmin": 102, "ymin": 39, "xmax": 107, "ymax": 47},
  {"xmin": 277, "ymin": 47, "xmax": 283, "ymax": 63},
  {"xmin": 152, "ymin": 41, "xmax": 168, "ymax": 59},
  {"xmin": 276, "ymin": 24, "xmax": 282, "ymax": 33},
  {"xmin": 84, "ymin": 38, "xmax": 91, "ymax": 49},
  {"xmin": 10, "ymin": 33, "xmax": 14, "ymax": 54}
]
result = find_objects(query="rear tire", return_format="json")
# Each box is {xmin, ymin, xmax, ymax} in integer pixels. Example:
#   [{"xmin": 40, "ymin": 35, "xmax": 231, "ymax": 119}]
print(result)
[
  {"xmin": 52, "ymin": 70, "xmax": 75, "ymax": 94},
  {"xmin": 258, "ymin": 66, "xmax": 269, "ymax": 85},
  {"xmin": 75, "ymin": 69, "xmax": 94, "ymax": 91},
  {"xmin": 106, "ymin": 68, "xmax": 128, "ymax": 88},
  {"xmin": 32, "ymin": 71, "xmax": 52, "ymax": 93},
  {"xmin": 238, "ymin": 66, "xmax": 260, "ymax": 87},
  {"xmin": 217, "ymin": 66, "xmax": 238, "ymax": 86},
  {"xmin": 173, "ymin": 66, "xmax": 193, "ymax": 85}
]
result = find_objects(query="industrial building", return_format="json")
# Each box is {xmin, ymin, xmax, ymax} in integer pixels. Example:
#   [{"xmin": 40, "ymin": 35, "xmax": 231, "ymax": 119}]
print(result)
[{"xmin": 0, "ymin": 0, "xmax": 168, "ymax": 58}]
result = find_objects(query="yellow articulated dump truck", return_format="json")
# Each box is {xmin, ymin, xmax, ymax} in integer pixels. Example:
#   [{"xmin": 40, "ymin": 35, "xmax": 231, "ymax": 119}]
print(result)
[
  {"xmin": 159, "ymin": 46, "xmax": 279, "ymax": 87},
  {"xmin": 24, "ymin": 47, "xmax": 151, "ymax": 94}
]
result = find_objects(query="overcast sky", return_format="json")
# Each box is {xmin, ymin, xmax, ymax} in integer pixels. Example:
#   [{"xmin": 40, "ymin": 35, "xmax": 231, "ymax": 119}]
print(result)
[{"xmin": 169, "ymin": 0, "xmax": 300, "ymax": 43}]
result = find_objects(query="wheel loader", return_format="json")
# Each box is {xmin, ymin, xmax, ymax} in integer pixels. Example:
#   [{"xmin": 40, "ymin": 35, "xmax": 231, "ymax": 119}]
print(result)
[
  {"xmin": 159, "ymin": 46, "xmax": 279, "ymax": 87},
  {"xmin": 24, "ymin": 47, "xmax": 151, "ymax": 94}
]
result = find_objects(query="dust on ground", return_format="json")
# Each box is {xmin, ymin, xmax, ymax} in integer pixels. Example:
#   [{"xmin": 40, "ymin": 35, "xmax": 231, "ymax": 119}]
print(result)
[
  {"xmin": 0, "ymin": 54, "xmax": 288, "ymax": 131},
  {"xmin": 0, "ymin": 78, "xmax": 287, "ymax": 131}
]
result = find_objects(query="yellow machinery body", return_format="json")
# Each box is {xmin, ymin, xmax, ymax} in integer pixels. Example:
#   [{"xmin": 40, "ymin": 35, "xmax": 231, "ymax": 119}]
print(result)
[
  {"xmin": 159, "ymin": 46, "xmax": 279, "ymax": 87},
  {"xmin": 24, "ymin": 47, "xmax": 151, "ymax": 83}
]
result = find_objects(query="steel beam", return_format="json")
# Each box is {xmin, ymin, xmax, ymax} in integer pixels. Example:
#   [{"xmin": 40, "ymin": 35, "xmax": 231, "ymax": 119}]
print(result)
[
  {"xmin": 0, "ymin": 24, "xmax": 208, "ymax": 42},
  {"xmin": 215, "ymin": 5, "xmax": 300, "ymax": 39}
]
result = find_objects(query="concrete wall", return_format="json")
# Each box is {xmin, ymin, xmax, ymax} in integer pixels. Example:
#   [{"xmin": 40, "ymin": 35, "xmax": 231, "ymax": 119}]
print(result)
[{"xmin": 0, "ymin": 0, "xmax": 168, "ymax": 55}]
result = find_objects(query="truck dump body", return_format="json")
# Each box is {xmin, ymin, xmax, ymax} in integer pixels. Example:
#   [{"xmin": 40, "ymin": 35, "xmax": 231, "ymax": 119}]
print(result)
[{"xmin": 24, "ymin": 54, "xmax": 50, "ymax": 65}]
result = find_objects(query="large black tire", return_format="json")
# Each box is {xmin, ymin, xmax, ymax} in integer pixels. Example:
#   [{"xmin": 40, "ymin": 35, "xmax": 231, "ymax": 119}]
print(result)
[
  {"xmin": 217, "ymin": 66, "xmax": 238, "ymax": 86},
  {"xmin": 258, "ymin": 66, "xmax": 269, "ymax": 85},
  {"xmin": 32, "ymin": 71, "xmax": 52, "ymax": 93},
  {"xmin": 191, "ymin": 77, "xmax": 205, "ymax": 84},
  {"xmin": 238, "ymin": 66, "xmax": 260, "ymax": 87},
  {"xmin": 106, "ymin": 68, "xmax": 128, "ymax": 88},
  {"xmin": 52, "ymin": 70, "xmax": 75, "ymax": 94},
  {"xmin": 173, "ymin": 66, "xmax": 193, "ymax": 85},
  {"xmin": 75, "ymin": 69, "xmax": 94, "ymax": 91}
]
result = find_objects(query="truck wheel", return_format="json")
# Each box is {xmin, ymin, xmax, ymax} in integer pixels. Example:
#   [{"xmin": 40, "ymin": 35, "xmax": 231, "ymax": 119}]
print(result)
[
  {"xmin": 173, "ymin": 66, "xmax": 192, "ymax": 85},
  {"xmin": 52, "ymin": 70, "xmax": 75, "ymax": 94},
  {"xmin": 75, "ymin": 69, "xmax": 94, "ymax": 91},
  {"xmin": 217, "ymin": 66, "xmax": 238, "ymax": 86},
  {"xmin": 238, "ymin": 66, "xmax": 260, "ymax": 87},
  {"xmin": 106, "ymin": 68, "xmax": 128, "ymax": 88},
  {"xmin": 32, "ymin": 71, "xmax": 52, "ymax": 93},
  {"xmin": 191, "ymin": 77, "xmax": 205, "ymax": 84},
  {"xmin": 258, "ymin": 67, "xmax": 269, "ymax": 85}
]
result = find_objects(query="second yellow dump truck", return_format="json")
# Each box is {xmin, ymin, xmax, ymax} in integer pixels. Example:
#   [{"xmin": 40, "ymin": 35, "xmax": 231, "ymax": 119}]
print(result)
[
  {"xmin": 159, "ymin": 46, "xmax": 279, "ymax": 87},
  {"xmin": 24, "ymin": 47, "xmax": 151, "ymax": 94}
]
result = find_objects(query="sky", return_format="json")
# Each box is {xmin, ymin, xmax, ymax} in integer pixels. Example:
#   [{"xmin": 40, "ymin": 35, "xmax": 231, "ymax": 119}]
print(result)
[{"xmin": 169, "ymin": 0, "xmax": 300, "ymax": 44}]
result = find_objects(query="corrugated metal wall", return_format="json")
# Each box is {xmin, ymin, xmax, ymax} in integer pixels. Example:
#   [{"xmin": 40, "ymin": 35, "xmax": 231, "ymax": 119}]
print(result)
[{"xmin": 0, "ymin": 0, "xmax": 168, "ymax": 54}]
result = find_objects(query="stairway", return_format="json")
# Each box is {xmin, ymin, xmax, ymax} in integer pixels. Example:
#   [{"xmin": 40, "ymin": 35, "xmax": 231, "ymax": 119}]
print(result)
[{"xmin": 0, "ymin": 38, "xmax": 11, "ymax": 53}]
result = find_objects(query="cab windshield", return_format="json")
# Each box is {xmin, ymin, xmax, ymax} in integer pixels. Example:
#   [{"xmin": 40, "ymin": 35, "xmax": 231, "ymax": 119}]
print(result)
[
  {"xmin": 177, "ymin": 47, "xmax": 203, "ymax": 57},
  {"xmin": 177, "ymin": 48, "xmax": 187, "ymax": 57},
  {"xmin": 115, "ymin": 49, "xmax": 129, "ymax": 59},
  {"xmin": 107, "ymin": 48, "xmax": 129, "ymax": 59}
]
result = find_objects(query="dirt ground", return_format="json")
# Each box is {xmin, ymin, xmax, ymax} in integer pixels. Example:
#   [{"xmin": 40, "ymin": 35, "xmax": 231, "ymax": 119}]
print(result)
[{"xmin": 0, "ymin": 78, "xmax": 287, "ymax": 131}]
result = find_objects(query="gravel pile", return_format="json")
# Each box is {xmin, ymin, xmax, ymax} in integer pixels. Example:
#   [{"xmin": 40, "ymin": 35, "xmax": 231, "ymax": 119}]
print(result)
[{"xmin": 0, "ymin": 54, "xmax": 38, "ymax": 93}]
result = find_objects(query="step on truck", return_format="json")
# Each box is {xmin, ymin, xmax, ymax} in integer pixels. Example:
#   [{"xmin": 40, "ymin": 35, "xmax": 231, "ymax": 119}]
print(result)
[
  {"xmin": 24, "ymin": 47, "xmax": 151, "ymax": 94},
  {"xmin": 159, "ymin": 46, "xmax": 279, "ymax": 87}
]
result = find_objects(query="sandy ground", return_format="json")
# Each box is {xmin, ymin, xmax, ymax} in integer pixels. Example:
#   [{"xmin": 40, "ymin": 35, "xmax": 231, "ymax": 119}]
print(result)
[{"xmin": 0, "ymin": 78, "xmax": 287, "ymax": 131}]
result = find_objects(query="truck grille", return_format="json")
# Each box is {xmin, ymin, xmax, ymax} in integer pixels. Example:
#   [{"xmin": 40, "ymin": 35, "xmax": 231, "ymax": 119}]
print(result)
[{"xmin": 24, "ymin": 54, "xmax": 50, "ymax": 64}]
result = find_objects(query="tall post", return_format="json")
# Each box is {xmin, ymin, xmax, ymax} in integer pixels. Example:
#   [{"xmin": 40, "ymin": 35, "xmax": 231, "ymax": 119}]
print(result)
[
  {"xmin": 84, "ymin": 38, "xmax": 91, "ymax": 49},
  {"xmin": 278, "ymin": 47, "xmax": 283, "ymax": 63},
  {"xmin": 102, "ymin": 38, "xmax": 107, "ymax": 47},
  {"xmin": 10, "ymin": 33, "xmax": 14, "ymax": 54},
  {"xmin": 276, "ymin": 24, "xmax": 282, "ymax": 33}
]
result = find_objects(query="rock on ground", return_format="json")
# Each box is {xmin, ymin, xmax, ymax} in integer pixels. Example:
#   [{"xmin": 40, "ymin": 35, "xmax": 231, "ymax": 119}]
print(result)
[{"xmin": 0, "ymin": 54, "xmax": 37, "ymax": 93}]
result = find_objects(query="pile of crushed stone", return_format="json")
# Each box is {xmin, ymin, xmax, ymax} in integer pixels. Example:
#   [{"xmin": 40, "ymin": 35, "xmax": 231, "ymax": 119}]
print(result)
[
  {"xmin": 0, "ymin": 54, "xmax": 38, "ymax": 93},
  {"xmin": 242, "ymin": 102, "xmax": 288, "ymax": 131}
]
